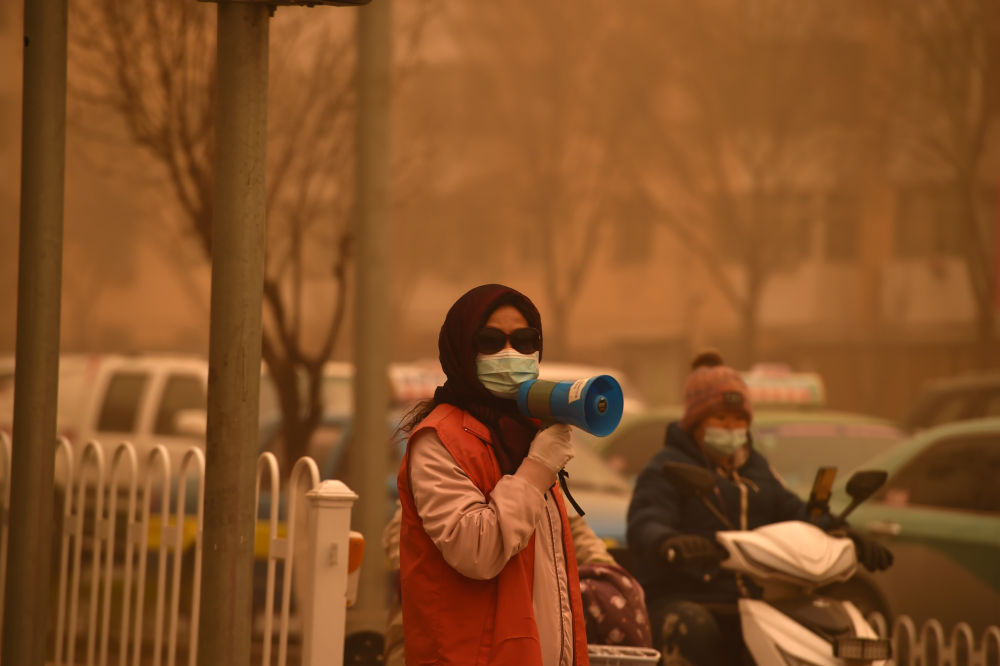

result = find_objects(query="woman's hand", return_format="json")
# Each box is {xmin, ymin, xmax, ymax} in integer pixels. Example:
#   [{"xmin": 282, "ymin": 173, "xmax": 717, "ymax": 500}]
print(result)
[
  {"xmin": 845, "ymin": 530, "xmax": 894, "ymax": 572},
  {"xmin": 659, "ymin": 534, "xmax": 725, "ymax": 567},
  {"xmin": 526, "ymin": 423, "xmax": 574, "ymax": 473},
  {"xmin": 516, "ymin": 423, "xmax": 574, "ymax": 492}
]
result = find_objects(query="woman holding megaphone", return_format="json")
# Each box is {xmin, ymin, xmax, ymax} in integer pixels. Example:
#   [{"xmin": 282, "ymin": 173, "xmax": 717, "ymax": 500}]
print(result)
[{"xmin": 396, "ymin": 284, "xmax": 590, "ymax": 666}]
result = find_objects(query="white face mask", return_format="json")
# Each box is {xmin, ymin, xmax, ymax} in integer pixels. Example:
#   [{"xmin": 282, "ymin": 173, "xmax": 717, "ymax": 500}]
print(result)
[
  {"xmin": 702, "ymin": 426, "xmax": 748, "ymax": 458},
  {"xmin": 475, "ymin": 349, "xmax": 540, "ymax": 398}
]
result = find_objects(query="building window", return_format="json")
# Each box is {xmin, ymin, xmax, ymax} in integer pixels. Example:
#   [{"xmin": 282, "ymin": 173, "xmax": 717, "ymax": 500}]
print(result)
[
  {"xmin": 894, "ymin": 185, "xmax": 963, "ymax": 259},
  {"xmin": 823, "ymin": 193, "xmax": 858, "ymax": 262},
  {"xmin": 775, "ymin": 191, "xmax": 814, "ymax": 261},
  {"xmin": 717, "ymin": 190, "xmax": 815, "ymax": 267}
]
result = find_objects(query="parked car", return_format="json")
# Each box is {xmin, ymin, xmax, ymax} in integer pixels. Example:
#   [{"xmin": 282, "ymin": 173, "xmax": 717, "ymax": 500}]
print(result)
[
  {"xmin": 0, "ymin": 353, "xmax": 219, "ymax": 479},
  {"xmin": 580, "ymin": 405, "xmax": 905, "ymax": 499},
  {"xmin": 901, "ymin": 371, "xmax": 1000, "ymax": 433},
  {"xmin": 826, "ymin": 417, "xmax": 1000, "ymax": 634}
]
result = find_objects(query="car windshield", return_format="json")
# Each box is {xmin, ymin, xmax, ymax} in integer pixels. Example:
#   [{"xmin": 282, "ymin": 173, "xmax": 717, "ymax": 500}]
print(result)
[{"xmin": 752, "ymin": 421, "xmax": 903, "ymax": 494}]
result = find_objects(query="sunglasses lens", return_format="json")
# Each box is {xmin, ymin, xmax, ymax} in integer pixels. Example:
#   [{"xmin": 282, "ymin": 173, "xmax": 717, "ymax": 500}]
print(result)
[
  {"xmin": 475, "ymin": 328, "xmax": 507, "ymax": 355},
  {"xmin": 510, "ymin": 328, "xmax": 541, "ymax": 354}
]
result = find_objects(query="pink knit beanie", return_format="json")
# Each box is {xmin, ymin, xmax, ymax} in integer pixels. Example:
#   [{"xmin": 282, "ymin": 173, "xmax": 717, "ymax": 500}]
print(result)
[{"xmin": 680, "ymin": 351, "xmax": 752, "ymax": 431}]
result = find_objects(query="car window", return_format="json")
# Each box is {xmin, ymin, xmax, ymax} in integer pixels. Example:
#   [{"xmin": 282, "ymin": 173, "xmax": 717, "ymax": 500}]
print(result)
[
  {"xmin": 154, "ymin": 374, "xmax": 207, "ymax": 436},
  {"xmin": 920, "ymin": 391, "xmax": 979, "ymax": 428},
  {"xmin": 97, "ymin": 372, "xmax": 149, "ymax": 433},
  {"xmin": 259, "ymin": 369, "xmax": 355, "ymax": 424},
  {"xmin": 753, "ymin": 422, "xmax": 902, "ymax": 494},
  {"xmin": 876, "ymin": 433, "xmax": 1000, "ymax": 514}
]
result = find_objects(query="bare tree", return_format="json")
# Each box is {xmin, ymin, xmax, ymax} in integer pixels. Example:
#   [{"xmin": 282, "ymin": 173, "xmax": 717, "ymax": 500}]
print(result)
[
  {"xmin": 888, "ymin": 0, "xmax": 1000, "ymax": 362},
  {"xmin": 623, "ymin": 0, "xmax": 864, "ymax": 363},
  {"xmin": 68, "ymin": 0, "xmax": 400, "ymax": 465},
  {"xmin": 425, "ymin": 3, "xmax": 639, "ymax": 356}
]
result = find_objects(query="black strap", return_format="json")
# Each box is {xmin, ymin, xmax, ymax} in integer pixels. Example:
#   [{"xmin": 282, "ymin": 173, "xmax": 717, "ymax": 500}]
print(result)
[{"xmin": 558, "ymin": 468, "xmax": 586, "ymax": 517}]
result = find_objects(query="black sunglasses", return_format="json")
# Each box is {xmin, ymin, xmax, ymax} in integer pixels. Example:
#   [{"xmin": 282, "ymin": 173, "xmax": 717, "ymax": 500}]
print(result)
[{"xmin": 474, "ymin": 327, "xmax": 542, "ymax": 355}]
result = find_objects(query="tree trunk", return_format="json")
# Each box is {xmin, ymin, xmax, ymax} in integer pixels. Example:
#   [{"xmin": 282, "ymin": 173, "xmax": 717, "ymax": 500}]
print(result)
[
  {"xmin": 546, "ymin": 297, "xmax": 570, "ymax": 361},
  {"xmin": 739, "ymin": 269, "xmax": 763, "ymax": 368}
]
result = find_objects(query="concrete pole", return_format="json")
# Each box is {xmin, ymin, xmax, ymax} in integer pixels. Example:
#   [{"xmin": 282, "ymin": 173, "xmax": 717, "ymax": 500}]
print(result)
[
  {"xmin": 198, "ymin": 4, "xmax": 269, "ymax": 666},
  {"xmin": 1, "ymin": 0, "xmax": 67, "ymax": 663},
  {"xmin": 351, "ymin": 0, "xmax": 392, "ymax": 635}
]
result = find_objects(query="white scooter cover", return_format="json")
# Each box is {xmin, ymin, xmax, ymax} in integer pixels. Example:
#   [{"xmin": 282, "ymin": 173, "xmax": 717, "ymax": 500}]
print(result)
[
  {"xmin": 716, "ymin": 520, "xmax": 857, "ymax": 587},
  {"xmin": 715, "ymin": 522, "xmax": 887, "ymax": 665}
]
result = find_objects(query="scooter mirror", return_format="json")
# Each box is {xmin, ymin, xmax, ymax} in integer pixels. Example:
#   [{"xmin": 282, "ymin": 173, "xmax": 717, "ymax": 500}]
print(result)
[
  {"xmin": 836, "ymin": 469, "xmax": 889, "ymax": 524},
  {"xmin": 845, "ymin": 470, "xmax": 888, "ymax": 503},
  {"xmin": 661, "ymin": 462, "xmax": 716, "ymax": 497}
]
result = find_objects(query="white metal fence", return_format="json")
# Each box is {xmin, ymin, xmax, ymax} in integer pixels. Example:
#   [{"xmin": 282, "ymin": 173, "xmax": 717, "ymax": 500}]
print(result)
[
  {"xmin": 2, "ymin": 431, "xmax": 996, "ymax": 666},
  {"xmin": 868, "ymin": 613, "xmax": 1000, "ymax": 666},
  {"xmin": 0, "ymin": 432, "xmax": 359, "ymax": 666}
]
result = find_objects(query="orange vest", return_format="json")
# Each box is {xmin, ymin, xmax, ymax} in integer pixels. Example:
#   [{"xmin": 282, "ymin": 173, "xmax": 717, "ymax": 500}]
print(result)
[{"xmin": 397, "ymin": 404, "xmax": 589, "ymax": 666}]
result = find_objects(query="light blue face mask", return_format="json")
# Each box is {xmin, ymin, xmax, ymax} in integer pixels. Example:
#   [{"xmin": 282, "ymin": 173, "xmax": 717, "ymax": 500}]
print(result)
[
  {"xmin": 702, "ymin": 427, "xmax": 748, "ymax": 458},
  {"xmin": 475, "ymin": 349, "xmax": 540, "ymax": 398}
]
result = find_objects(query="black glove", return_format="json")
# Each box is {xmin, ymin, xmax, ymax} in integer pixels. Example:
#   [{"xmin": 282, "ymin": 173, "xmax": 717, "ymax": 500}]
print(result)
[
  {"xmin": 659, "ymin": 534, "xmax": 723, "ymax": 567},
  {"xmin": 846, "ymin": 530, "xmax": 894, "ymax": 572}
]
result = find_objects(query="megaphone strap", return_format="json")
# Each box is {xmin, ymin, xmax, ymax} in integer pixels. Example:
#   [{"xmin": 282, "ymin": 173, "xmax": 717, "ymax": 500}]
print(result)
[{"xmin": 558, "ymin": 469, "xmax": 586, "ymax": 517}]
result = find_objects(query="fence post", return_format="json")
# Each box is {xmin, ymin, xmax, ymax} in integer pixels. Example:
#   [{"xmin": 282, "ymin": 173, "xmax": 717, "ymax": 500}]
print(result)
[{"xmin": 302, "ymin": 480, "xmax": 359, "ymax": 666}]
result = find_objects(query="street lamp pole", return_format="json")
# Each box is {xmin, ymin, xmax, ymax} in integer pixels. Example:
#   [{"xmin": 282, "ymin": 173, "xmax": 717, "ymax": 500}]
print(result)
[
  {"xmin": 351, "ymin": 0, "xmax": 392, "ymax": 635},
  {"xmin": 199, "ymin": 5, "xmax": 270, "ymax": 665},
  {"xmin": 198, "ymin": 0, "xmax": 372, "ymax": 662},
  {"xmin": 2, "ymin": 0, "xmax": 67, "ymax": 663}
]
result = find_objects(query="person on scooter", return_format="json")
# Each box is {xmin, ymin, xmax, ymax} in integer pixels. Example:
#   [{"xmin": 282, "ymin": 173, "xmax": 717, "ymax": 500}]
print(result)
[{"xmin": 626, "ymin": 351, "xmax": 893, "ymax": 665}]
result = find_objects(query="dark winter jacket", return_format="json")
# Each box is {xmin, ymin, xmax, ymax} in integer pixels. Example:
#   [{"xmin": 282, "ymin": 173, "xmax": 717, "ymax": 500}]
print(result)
[{"xmin": 626, "ymin": 421, "xmax": 811, "ymax": 605}]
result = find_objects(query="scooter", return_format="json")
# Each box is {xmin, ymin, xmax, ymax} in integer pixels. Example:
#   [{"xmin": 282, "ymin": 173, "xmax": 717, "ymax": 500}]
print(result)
[{"xmin": 661, "ymin": 462, "xmax": 892, "ymax": 666}]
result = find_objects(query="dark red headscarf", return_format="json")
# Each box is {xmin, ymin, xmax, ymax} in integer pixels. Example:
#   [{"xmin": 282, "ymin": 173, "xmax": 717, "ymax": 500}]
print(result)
[{"xmin": 429, "ymin": 284, "xmax": 544, "ymax": 474}]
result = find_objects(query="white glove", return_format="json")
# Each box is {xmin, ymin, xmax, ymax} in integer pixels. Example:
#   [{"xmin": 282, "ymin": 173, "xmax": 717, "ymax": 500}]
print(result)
[{"xmin": 524, "ymin": 423, "xmax": 574, "ymax": 474}]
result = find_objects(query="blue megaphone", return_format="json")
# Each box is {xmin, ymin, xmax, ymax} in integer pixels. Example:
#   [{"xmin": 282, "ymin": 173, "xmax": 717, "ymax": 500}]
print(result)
[{"xmin": 516, "ymin": 375, "xmax": 624, "ymax": 437}]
